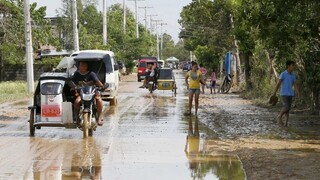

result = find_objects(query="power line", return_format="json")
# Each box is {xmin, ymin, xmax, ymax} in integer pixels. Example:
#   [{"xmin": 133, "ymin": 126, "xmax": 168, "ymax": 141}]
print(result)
[
  {"xmin": 139, "ymin": 6, "xmax": 153, "ymax": 29},
  {"xmin": 147, "ymin": 14, "xmax": 157, "ymax": 32},
  {"xmin": 152, "ymin": 19, "xmax": 162, "ymax": 60},
  {"xmin": 160, "ymin": 23, "xmax": 167, "ymax": 60}
]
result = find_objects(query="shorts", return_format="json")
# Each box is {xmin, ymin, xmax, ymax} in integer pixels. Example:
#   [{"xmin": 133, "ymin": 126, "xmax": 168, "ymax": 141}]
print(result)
[
  {"xmin": 281, "ymin": 96, "xmax": 293, "ymax": 111},
  {"xmin": 211, "ymin": 81, "xmax": 216, "ymax": 88},
  {"xmin": 189, "ymin": 89, "xmax": 200, "ymax": 94}
]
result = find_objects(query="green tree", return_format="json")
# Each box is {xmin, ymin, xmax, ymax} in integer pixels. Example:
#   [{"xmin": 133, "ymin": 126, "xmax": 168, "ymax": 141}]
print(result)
[
  {"xmin": 179, "ymin": 0, "xmax": 234, "ymax": 72},
  {"xmin": 233, "ymin": 0, "xmax": 320, "ymax": 113},
  {"xmin": 161, "ymin": 33, "xmax": 175, "ymax": 60},
  {"xmin": 172, "ymin": 40, "xmax": 189, "ymax": 61},
  {"xmin": 0, "ymin": 0, "xmax": 57, "ymax": 65}
]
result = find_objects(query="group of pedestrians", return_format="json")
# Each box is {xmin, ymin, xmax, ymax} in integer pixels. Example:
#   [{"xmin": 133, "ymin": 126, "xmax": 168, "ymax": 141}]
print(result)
[{"xmin": 185, "ymin": 60, "xmax": 299, "ymax": 127}]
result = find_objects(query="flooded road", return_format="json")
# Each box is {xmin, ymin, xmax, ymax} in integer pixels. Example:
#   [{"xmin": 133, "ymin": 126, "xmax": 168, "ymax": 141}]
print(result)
[
  {"xmin": 1, "ymin": 70, "xmax": 320, "ymax": 179},
  {"xmin": 0, "ymin": 71, "xmax": 245, "ymax": 180}
]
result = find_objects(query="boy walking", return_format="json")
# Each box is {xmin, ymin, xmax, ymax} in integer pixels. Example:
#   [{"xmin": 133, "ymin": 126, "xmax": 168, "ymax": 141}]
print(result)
[{"xmin": 273, "ymin": 61, "xmax": 299, "ymax": 126}]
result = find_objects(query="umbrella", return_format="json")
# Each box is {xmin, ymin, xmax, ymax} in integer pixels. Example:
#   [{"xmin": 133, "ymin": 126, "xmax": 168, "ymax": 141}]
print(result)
[{"xmin": 166, "ymin": 57, "xmax": 179, "ymax": 62}]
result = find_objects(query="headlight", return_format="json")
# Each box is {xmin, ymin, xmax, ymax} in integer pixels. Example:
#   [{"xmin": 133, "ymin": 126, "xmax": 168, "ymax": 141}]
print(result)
[
  {"xmin": 82, "ymin": 93, "xmax": 94, "ymax": 101},
  {"xmin": 138, "ymin": 70, "xmax": 143, "ymax": 73}
]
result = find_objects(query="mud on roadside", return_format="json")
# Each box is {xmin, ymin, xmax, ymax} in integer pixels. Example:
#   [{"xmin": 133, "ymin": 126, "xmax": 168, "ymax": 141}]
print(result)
[{"xmin": 197, "ymin": 92, "xmax": 320, "ymax": 180}]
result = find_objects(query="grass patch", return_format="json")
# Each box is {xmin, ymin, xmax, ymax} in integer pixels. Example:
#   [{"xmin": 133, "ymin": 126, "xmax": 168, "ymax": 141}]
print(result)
[{"xmin": 0, "ymin": 81, "xmax": 33, "ymax": 104}]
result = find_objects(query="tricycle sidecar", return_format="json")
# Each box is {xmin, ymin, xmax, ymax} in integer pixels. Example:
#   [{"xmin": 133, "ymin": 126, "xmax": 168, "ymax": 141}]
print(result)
[
  {"xmin": 156, "ymin": 68, "xmax": 177, "ymax": 95},
  {"xmin": 28, "ymin": 72, "xmax": 75, "ymax": 136}
]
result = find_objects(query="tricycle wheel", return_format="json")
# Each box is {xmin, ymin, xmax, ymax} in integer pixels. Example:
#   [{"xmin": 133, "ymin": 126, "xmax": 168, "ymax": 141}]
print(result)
[
  {"xmin": 149, "ymin": 84, "xmax": 153, "ymax": 93},
  {"xmin": 83, "ymin": 112, "xmax": 89, "ymax": 138},
  {"xmin": 29, "ymin": 109, "xmax": 35, "ymax": 137}
]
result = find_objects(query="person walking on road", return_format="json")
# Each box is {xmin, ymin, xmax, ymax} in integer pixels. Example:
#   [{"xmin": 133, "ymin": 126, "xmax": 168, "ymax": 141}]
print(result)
[
  {"xmin": 199, "ymin": 64, "xmax": 208, "ymax": 94},
  {"xmin": 210, "ymin": 68, "xmax": 217, "ymax": 94},
  {"xmin": 273, "ymin": 60, "xmax": 299, "ymax": 126},
  {"xmin": 185, "ymin": 62, "xmax": 206, "ymax": 115}
]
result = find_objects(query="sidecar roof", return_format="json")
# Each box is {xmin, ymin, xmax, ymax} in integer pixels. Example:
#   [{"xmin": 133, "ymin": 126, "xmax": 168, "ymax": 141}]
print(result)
[
  {"xmin": 73, "ymin": 50, "xmax": 114, "ymax": 61},
  {"xmin": 39, "ymin": 72, "xmax": 69, "ymax": 81}
]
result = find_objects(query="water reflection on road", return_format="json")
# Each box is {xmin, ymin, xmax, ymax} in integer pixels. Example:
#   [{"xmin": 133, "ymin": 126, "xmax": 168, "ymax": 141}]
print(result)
[
  {"xmin": 97, "ymin": 71, "xmax": 246, "ymax": 179},
  {"xmin": 185, "ymin": 116, "xmax": 245, "ymax": 180},
  {"xmin": 24, "ymin": 138, "xmax": 102, "ymax": 180}
]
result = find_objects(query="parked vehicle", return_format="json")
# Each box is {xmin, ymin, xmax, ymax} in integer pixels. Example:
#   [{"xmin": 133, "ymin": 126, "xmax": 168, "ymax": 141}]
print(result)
[
  {"xmin": 220, "ymin": 74, "xmax": 232, "ymax": 93},
  {"xmin": 137, "ymin": 59, "xmax": 158, "ymax": 82},
  {"xmin": 117, "ymin": 60, "xmax": 127, "ymax": 75},
  {"xmin": 138, "ymin": 56, "xmax": 157, "ymax": 61},
  {"xmin": 183, "ymin": 63, "xmax": 190, "ymax": 71},
  {"xmin": 158, "ymin": 60, "xmax": 165, "ymax": 68}
]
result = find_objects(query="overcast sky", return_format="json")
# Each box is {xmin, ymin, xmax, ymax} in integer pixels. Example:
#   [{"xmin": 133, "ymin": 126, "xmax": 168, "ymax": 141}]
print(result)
[{"xmin": 29, "ymin": 0, "xmax": 192, "ymax": 43}]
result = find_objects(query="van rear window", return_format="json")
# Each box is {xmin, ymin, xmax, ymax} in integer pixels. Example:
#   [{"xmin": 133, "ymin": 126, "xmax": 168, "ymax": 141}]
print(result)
[{"xmin": 105, "ymin": 58, "xmax": 113, "ymax": 73}]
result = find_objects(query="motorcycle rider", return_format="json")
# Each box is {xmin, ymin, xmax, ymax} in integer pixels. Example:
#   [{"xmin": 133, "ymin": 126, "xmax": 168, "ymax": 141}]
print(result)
[
  {"xmin": 139, "ymin": 62, "xmax": 157, "ymax": 88},
  {"xmin": 70, "ymin": 61, "xmax": 104, "ymax": 126}
]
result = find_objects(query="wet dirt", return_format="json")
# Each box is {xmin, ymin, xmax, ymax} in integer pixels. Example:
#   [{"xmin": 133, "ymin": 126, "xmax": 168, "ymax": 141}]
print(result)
[
  {"xmin": 196, "ymin": 78, "xmax": 320, "ymax": 180},
  {"xmin": 0, "ymin": 71, "xmax": 319, "ymax": 180}
]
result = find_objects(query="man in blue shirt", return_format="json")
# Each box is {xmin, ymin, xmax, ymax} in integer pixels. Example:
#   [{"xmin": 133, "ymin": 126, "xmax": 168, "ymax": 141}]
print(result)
[{"xmin": 273, "ymin": 61, "xmax": 299, "ymax": 126}]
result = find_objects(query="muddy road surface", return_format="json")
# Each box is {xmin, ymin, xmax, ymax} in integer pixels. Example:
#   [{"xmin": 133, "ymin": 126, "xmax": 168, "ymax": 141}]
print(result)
[
  {"xmin": 0, "ymin": 71, "xmax": 245, "ymax": 180},
  {"xmin": 0, "ymin": 71, "xmax": 319, "ymax": 180}
]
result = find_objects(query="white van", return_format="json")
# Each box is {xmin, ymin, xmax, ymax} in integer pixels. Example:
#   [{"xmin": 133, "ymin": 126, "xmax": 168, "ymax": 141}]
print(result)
[{"xmin": 71, "ymin": 50, "xmax": 119, "ymax": 105}]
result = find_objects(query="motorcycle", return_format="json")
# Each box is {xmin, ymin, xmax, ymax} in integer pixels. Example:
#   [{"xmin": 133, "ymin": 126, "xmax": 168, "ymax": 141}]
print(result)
[
  {"xmin": 76, "ymin": 83, "xmax": 108, "ymax": 138},
  {"xmin": 147, "ymin": 76, "xmax": 157, "ymax": 93}
]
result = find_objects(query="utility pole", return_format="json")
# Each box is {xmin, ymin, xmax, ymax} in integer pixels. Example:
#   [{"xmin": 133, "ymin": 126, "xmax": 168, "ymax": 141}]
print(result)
[
  {"xmin": 23, "ymin": 0, "xmax": 34, "ymax": 93},
  {"xmin": 160, "ymin": 23, "xmax": 167, "ymax": 60},
  {"xmin": 72, "ymin": 0, "xmax": 79, "ymax": 51},
  {"xmin": 139, "ymin": 6, "xmax": 153, "ymax": 29},
  {"xmin": 152, "ymin": 20, "xmax": 162, "ymax": 60},
  {"xmin": 103, "ymin": 0, "xmax": 107, "ymax": 45},
  {"xmin": 128, "ymin": 0, "xmax": 144, "ymax": 38},
  {"xmin": 123, "ymin": 0, "xmax": 126, "ymax": 33},
  {"xmin": 147, "ymin": 14, "xmax": 157, "ymax": 32}
]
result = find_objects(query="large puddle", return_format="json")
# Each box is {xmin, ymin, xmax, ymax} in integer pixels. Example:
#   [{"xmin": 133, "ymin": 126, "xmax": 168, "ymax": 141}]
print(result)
[{"xmin": 184, "ymin": 116, "xmax": 246, "ymax": 180}]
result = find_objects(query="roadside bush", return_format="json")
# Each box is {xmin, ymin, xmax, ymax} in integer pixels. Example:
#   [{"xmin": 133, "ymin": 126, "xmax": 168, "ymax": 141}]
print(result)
[
  {"xmin": 125, "ymin": 61, "xmax": 136, "ymax": 74},
  {"xmin": 241, "ymin": 44, "xmax": 276, "ymax": 103},
  {"xmin": 0, "ymin": 81, "xmax": 33, "ymax": 103}
]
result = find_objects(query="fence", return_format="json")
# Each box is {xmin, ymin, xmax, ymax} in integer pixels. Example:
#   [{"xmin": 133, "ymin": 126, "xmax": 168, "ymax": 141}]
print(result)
[{"xmin": 0, "ymin": 64, "xmax": 53, "ymax": 81}]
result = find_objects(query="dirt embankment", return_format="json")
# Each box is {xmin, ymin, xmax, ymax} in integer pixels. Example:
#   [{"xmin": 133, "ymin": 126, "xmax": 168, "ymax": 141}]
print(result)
[{"xmin": 198, "ymin": 91, "xmax": 320, "ymax": 180}]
